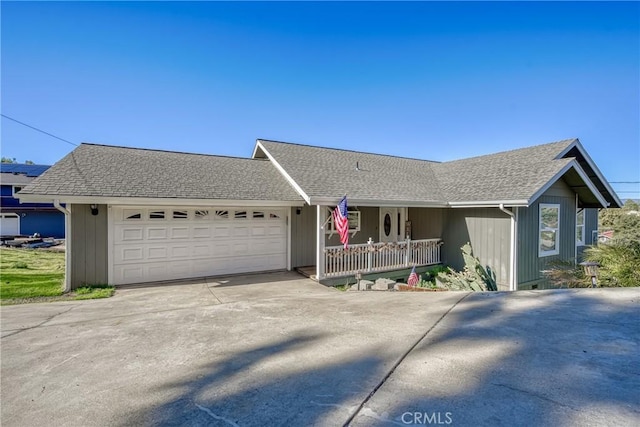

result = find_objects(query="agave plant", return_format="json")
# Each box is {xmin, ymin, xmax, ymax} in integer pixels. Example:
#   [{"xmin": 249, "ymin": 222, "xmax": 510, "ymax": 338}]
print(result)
[{"xmin": 435, "ymin": 243, "xmax": 497, "ymax": 291}]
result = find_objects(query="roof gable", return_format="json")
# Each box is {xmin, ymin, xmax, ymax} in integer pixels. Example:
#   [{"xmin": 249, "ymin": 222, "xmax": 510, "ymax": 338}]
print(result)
[{"xmin": 556, "ymin": 140, "xmax": 622, "ymax": 208}]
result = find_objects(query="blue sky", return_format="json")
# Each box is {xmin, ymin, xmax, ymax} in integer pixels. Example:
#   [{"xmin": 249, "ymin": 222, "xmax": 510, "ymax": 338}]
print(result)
[{"xmin": 2, "ymin": 1, "xmax": 639, "ymax": 199}]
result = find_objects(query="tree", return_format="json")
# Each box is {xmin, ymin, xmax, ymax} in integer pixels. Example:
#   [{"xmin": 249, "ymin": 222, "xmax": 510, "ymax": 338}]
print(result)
[
  {"xmin": 585, "ymin": 240, "xmax": 640, "ymax": 287},
  {"xmin": 25, "ymin": 160, "xmax": 34, "ymax": 165},
  {"xmin": 1, "ymin": 157, "xmax": 16, "ymax": 163},
  {"xmin": 599, "ymin": 200, "xmax": 640, "ymax": 242}
]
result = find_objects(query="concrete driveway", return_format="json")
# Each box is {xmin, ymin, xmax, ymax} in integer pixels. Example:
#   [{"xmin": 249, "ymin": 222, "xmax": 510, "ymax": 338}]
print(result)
[{"xmin": 1, "ymin": 272, "xmax": 638, "ymax": 426}]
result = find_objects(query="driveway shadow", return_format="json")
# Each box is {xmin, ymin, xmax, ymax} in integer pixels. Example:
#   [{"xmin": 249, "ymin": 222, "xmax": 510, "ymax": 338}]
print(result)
[
  {"xmin": 353, "ymin": 289, "xmax": 640, "ymax": 426},
  {"xmin": 119, "ymin": 331, "xmax": 386, "ymax": 426}
]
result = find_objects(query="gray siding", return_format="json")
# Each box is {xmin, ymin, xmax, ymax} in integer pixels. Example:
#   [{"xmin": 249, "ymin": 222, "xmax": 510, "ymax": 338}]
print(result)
[
  {"xmin": 290, "ymin": 205, "xmax": 317, "ymax": 268},
  {"xmin": 517, "ymin": 180, "xmax": 576, "ymax": 289},
  {"xmin": 70, "ymin": 204, "xmax": 108, "ymax": 288},
  {"xmin": 578, "ymin": 208, "xmax": 598, "ymax": 260},
  {"xmin": 442, "ymin": 208, "xmax": 512, "ymax": 290},
  {"xmin": 408, "ymin": 208, "xmax": 444, "ymax": 239},
  {"xmin": 325, "ymin": 207, "xmax": 379, "ymax": 246}
]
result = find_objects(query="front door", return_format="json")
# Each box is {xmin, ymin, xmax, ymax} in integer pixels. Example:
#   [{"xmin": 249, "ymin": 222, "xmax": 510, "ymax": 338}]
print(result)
[{"xmin": 379, "ymin": 207, "xmax": 406, "ymax": 242}]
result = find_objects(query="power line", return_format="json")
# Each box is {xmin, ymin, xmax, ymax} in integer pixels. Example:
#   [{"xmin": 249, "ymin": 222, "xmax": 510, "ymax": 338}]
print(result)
[
  {"xmin": 611, "ymin": 181, "xmax": 640, "ymax": 184},
  {"xmin": 1, "ymin": 114, "xmax": 78, "ymax": 147}
]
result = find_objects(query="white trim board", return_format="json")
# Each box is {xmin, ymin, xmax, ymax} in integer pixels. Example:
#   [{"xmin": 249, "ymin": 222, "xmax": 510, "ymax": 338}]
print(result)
[
  {"xmin": 18, "ymin": 195, "xmax": 304, "ymax": 207},
  {"xmin": 556, "ymin": 139, "xmax": 622, "ymax": 207},
  {"xmin": 253, "ymin": 141, "xmax": 312, "ymax": 205}
]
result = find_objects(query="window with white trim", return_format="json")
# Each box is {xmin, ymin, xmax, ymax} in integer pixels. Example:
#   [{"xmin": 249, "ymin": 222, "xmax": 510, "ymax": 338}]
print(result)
[
  {"xmin": 326, "ymin": 209, "xmax": 361, "ymax": 235},
  {"xmin": 576, "ymin": 209, "xmax": 585, "ymax": 246},
  {"xmin": 539, "ymin": 203, "xmax": 560, "ymax": 257}
]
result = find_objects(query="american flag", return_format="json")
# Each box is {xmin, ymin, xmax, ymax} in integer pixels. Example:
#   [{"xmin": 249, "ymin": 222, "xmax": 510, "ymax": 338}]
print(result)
[
  {"xmin": 332, "ymin": 196, "xmax": 349, "ymax": 248},
  {"xmin": 407, "ymin": 266, "xmax": 419, "ymax": 287}
]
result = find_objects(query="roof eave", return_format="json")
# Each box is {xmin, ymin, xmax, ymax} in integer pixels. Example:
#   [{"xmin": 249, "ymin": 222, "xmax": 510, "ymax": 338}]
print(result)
[
  {"xmin": 447, "ymin": 200, "xmax": 530, "ymax": 208},
  {"xmin": 308, "ymin": 196, "xmax": 448, "ymax": 207},
  {"xmin": 17, "ymin": 194, "xmax": 305, "ymax": 207},
  {"xmin": 557, "ymin": 139, "xmax": 623, "ymax": 208},
  {"xmin": 528, "ymin": 160, "xmax": 609, "ymax": 208}
]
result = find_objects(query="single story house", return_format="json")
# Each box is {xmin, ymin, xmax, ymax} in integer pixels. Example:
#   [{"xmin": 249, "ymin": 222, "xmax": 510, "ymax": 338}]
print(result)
[
  {"xmin": 18, "ymin": 138, "xmax": 621, "ymax": 291},
  {"xmin": 0, "ymin": 163, "xmax": 65, "ymax": 238}
]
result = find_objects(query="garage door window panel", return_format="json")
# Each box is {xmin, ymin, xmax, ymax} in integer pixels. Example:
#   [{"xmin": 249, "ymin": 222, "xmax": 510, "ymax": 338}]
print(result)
[
  {"xmin": 173, "ymin": 210, "xmax": 189, "ymax": 219},
  {"xmin": 150, "ymin": 210, "xmax": 165, "ymax": 220}
]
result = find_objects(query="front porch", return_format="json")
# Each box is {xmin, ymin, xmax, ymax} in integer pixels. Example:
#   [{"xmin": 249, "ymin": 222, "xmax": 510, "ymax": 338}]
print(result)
[
  {"xmin": 322, "ymin": 238, "xmax": 442, "ymax": 280},
  {"xmin": 289, "ymin": 203, "xmax": 512, "ymax": 289},
  {"xmin": 289, "ymin": 204, "xmax": 446, "ymax": 282}
]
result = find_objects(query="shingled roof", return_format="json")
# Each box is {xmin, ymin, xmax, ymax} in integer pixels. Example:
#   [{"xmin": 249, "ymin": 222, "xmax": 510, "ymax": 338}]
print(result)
[
  {"xmin": 20, "ymin": 137, "xmax": 618, "ymax": 208},
  {"xmin": 431, "ymin": 139, "xmax": 578, "ymax": 204},
  {"xmin": 254, "ymin": 140, "xmax": 446, "ymax": 206},
  {"xmin": 19, "ymin": 144, "xmax": 303, "ymax": 203},
  {"xmin": 255, "ymin": 138, "xmax": 619, "ymax": 207}
]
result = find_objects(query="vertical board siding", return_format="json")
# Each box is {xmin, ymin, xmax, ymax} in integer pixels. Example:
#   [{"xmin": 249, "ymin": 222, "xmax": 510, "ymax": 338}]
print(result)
[
  {"xmin": 442, "ymin": 208, "xmax": 511, "ymax": 288},
  {"xmin": 71, "ymin": 204, "xmax": 108, "ymax": 288},
  {"xmin": 408, "ymin": 208, "xmax": 444, "ymax": 239},
  {"xmin": 578, "ymin": 208, "xmax": 599, "ymax": 260},
  {"xmin": 290, "ymin": 205, "xmax": 317, "ymax": 268},
  {"xmin": 517, "ymin": 180, "xmax": 576, "ymax": 288},
  {"xmin": 325, "ymin": 207, "xmax": 379, "ymax": 246}
]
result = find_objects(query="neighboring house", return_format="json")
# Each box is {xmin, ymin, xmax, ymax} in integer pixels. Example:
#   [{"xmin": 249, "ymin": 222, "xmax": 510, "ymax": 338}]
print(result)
[
  {"xmin": 0, "ymin": 163, "xmax": 65, "ymax": 238},
  {"xmin": 18, "ymin": 138, "xmax": 621, "ymax": 291},
  {"xmin": 598, "ymin": 230, "xmax": 614, "ymax": 244}
]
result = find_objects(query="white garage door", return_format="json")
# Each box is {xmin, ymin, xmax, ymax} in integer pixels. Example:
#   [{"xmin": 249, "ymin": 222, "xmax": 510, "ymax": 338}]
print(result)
[
  {"xmin": 0, "ymin": 213, "xmax": 20, "ymax": 236},
  {"xmin": 111, "ymin": 207, "xmax": 287, "ymax": 285}
]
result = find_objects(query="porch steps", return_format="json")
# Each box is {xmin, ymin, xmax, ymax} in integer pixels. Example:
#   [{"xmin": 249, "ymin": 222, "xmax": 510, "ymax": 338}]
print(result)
[{"xmin": 295, "ymin": 266, "xmax": 318, "ymax": 281}]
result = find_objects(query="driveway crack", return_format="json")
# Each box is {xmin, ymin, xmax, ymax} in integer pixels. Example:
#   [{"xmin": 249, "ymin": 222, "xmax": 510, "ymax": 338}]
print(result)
[
  {"xmin": 1, "ymin": 306, "xmax": 76, "ymax": 338},
  {"xmin": 343, "ymin": 292, "xmax": 471, "ymax": 426},
  {"xmin": 490, "ymin": 382, "xmax": 580, "ymax": 412}
]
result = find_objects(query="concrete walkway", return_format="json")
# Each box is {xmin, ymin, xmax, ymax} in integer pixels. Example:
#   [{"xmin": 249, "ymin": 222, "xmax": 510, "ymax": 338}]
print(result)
[{"xmin": 1, "ymin": 272, "xmax": 638, "ymax": 426}]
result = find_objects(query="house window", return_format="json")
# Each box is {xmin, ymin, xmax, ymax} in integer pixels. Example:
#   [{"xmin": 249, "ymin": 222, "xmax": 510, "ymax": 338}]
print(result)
[
  {"xmin": 576, "ymin": 209, "xmax": 585, "ymax": 246},
  {"xmin": 327, "ymin": 209, "xmax": 361, "ymax": 234},
  {"xmin": 539, "ymin": 203, "xmax": 560, "ymax": 257},
  {"xmin": 149, "ymin": 210, "xmax": 165, "ymax": 220},
  {"xmin": 234, "ymin": 210, "xmax": 247, "ymax": 219},
  {"xmin": 252, "ymin": 211, "xmax": 265, "ymax": 219},
  {"xmin": 12, "ymin": 186, "xmax": 23, "ymax": 196}
]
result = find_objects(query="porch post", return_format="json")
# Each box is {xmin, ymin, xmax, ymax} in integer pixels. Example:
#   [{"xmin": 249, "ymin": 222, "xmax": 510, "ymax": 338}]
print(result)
[
  {"xmin": 405, "ymin": 237, "xmax": 410, "ymax": 266},
  {"xmin": 316, "ymin": 205, "xmax": 325, "ymax": 280}
]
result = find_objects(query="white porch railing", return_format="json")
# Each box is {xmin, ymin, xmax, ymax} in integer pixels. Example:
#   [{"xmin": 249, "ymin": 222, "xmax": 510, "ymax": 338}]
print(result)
[{"xmin": 323, "ymin": 238, "xmax": 443, "ymax": 278}]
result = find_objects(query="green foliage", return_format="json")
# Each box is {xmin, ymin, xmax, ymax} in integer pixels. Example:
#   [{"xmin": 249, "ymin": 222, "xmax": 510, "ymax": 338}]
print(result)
[
  {"xmin": 585, "ymin": 240, "xmax": 640, "ymax": 287},
  {"xmin": 0, "ymin": 248, "xmax": 115, "ymax": 303},
  {"xmin": 1, "ymin": 249, "xmax": 65, "ymax": 299},
  {"xmin": 73, "ymin": 285, "xmax": 115, "ymax": 300},
  {"xmin": 542, "ymin": 259, "xmax": 589, "ymax": 288},
  {"xmin": 435, "ymin": 243, "xmax": 497, "ymax": 291},
  {"xmin": 1, "ymin": 157, "xmax": 16, "ymax": 163},
  {"xmin": 599, "ymin": 200, "xmax": 640, "ymax": 242}
]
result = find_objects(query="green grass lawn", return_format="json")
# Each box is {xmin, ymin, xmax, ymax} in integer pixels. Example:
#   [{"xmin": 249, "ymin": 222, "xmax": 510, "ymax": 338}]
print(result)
[{"xmin": 0, "ymin": 248, "xmax": 114, "ymax": 304}]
